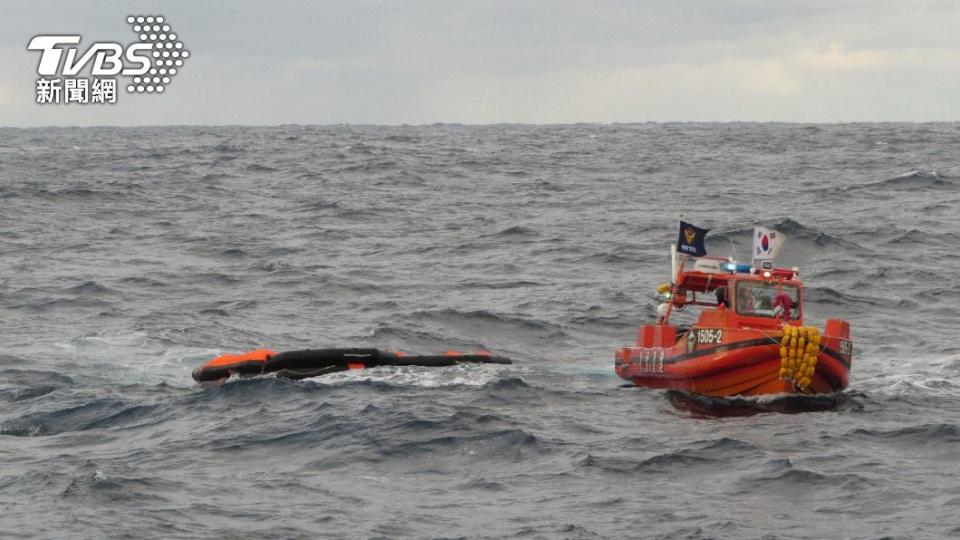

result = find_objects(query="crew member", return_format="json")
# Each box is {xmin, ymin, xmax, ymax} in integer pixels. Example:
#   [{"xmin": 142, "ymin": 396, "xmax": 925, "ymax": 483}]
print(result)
[
  {"xmin": 655, "ymin": 283, "xmax": 672, "ymax": 323},
  {"xmin": 773, "ymin": 292, "xmax": 794, "ymax": 319},
  {"xmin": 715, "ymin": 286, "xmax": 728, "ymax": 308}
]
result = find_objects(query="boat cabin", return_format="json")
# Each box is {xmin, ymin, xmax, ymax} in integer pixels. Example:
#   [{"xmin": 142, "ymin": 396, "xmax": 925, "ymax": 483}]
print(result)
[{"xmin": 665, "ymin": 255, "xmax": 804, "ymax": 330}]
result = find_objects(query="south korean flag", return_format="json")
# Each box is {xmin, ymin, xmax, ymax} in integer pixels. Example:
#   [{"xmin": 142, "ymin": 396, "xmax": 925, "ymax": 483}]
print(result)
[{"xmin": 753, "ymin": 226, "xmax": 785, "ymax": 260}]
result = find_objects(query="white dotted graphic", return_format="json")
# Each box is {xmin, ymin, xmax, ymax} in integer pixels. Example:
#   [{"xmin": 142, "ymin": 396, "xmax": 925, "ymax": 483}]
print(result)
[{"xmin": 125, "ymin": 15, "xmax": 189, "ymax": 94}]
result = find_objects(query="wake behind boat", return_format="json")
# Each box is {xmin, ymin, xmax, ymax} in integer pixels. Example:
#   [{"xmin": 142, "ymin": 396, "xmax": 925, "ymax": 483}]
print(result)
[{"xmin": 615, "ymin": 222, "xmax": 853, "ymax": 397}]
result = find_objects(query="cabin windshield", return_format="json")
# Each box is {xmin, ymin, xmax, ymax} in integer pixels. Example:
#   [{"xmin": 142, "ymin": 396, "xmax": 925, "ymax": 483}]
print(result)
[{"xmin": 735, "ymin": 280, "xmax": 801, "ymax": 320}]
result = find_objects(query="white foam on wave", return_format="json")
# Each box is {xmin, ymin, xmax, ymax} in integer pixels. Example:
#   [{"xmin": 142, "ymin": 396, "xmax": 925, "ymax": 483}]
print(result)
[
  {"xmin": 304, "ymin": 362, "xmax": 513, "ymax": 388},
  {"xmin": 54, "ymin": 331, "xmax": 219, "ymax": 388},
  {"xmin": 855, "ymin": 371, "xmax": 958, "ymax": 396},
  {"xmin": 543, "ymin": 361, "xmax": 618, "ymax": 377},
  {"xmin": 852, "ymin": 352, "xmax": 960, "ymax": 396}
]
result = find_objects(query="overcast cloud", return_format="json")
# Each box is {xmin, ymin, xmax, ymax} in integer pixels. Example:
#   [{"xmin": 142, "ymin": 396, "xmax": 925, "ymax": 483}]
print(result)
[{"xmin": 2, "ymin": 0, "xmax": 959, "ymax": 126}]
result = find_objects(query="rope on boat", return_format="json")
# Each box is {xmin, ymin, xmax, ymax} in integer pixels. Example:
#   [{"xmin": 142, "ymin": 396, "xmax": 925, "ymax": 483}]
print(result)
[{"xmin": 778, "ymin": 325, "xmax": 820, "ymax": 390}]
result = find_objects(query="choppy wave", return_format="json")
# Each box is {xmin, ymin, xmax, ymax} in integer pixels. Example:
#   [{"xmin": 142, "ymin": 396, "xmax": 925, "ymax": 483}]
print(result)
[
  {"xmin": 863, "ymin": 169, "xmax": 955, "ymax": 190},
  {"xmin": 1, "ymin": 123, "xmax": 958, "ymax": 539}
]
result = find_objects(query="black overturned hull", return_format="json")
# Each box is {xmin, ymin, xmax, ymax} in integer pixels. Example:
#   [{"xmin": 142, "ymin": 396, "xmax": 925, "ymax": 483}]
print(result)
[{"xmin": 192, "ymin": 348, "xmax": 512, "ymax": 383}]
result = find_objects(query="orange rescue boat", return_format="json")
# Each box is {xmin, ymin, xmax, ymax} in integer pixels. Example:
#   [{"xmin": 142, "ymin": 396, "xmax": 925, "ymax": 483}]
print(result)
[{"xmin": 616, "ymin": 252, "xmax": 853, "ymax": 397}]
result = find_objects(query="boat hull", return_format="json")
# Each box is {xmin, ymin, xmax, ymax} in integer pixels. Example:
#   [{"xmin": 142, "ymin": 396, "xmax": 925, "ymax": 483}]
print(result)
[{"xmin": 615, "ymin": 327, "xmax": 851, "ymax": 397}]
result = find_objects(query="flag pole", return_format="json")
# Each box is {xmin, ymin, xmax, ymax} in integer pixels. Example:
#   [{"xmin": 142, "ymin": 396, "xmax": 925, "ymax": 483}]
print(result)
[
  {"xmin": 670, "ymin": 242, "xmax": 678, "ymax": 283},
  {"xmin": 674, "ymin": 213, "xmax": 682, "ymax": 283}
]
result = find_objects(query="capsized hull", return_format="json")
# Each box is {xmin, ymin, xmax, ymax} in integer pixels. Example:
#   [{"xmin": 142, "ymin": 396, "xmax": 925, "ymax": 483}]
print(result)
[{"xmin": 192, "ymin": 348, "xmax": 512, "ymax": 384}]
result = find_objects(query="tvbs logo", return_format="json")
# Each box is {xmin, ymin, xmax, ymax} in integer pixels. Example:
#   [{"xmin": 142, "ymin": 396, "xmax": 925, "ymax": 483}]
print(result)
[
  {"xmin": 28, "ymin": 36, "xmax": 152, "ymax": 77},
  {"xmin": 27, "ymin": 15, "xmax": 189, "ymax": 105}
]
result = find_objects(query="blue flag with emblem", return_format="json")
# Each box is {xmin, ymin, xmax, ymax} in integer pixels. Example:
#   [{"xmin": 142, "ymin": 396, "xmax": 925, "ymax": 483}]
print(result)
[{"xmin": 677, "ymin": 221, "xmax": 709, "ymax": 256}]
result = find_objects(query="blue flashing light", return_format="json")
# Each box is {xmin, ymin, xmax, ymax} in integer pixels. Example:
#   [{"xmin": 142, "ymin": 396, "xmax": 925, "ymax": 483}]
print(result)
[{"xmin": 724, "ymin": 262, "xmax": 753, "ymax": 274}]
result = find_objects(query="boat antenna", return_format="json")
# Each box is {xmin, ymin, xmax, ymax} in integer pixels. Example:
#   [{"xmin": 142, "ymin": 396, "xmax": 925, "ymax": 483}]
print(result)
[{"xmin": 726, "ymin": 234, "xmax": 739, "ymax": 262}]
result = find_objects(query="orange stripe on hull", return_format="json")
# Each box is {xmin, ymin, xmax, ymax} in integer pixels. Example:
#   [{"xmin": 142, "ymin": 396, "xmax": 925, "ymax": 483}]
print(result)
[
  {"xmin": 618, "ymin": 340, "xmax": 848, "ymax": 397},
  {"xmin": 205, "ymin": 349, "xmax": 275, "ymax": 367},
  {"xmin": 668, "ymin": 358, "xmax": 780, "ymax": 395},
  {"xmin": 664, "ymin": 345, "xmax": 779, "ymax": 382},
  {"xmin": 704, "ymin": 363, "xmax": 785, "ymax": 396},
  {"xmin": 739, "ymin": 377, "xmax": 794, "ymax": 396}
]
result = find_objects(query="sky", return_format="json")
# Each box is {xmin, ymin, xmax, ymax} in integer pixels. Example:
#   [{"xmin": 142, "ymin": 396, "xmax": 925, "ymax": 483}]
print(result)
[{"xmin": 2, "ymin": 0, "xmax": 960, "ymax": 126}]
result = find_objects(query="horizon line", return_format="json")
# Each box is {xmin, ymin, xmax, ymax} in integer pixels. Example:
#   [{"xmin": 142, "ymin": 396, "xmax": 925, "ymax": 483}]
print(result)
[{"xmin": 3, "ymin": 119, "xmax": 960, "ymax": 129}]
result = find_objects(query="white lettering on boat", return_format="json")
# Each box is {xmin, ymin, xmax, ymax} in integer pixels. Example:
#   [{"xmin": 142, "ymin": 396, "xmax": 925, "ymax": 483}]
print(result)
[
  {"xmin": 632, "ymin": 348, "xmax": 665, "ymax": 375},
  {"xmin": 838, "ymin": 339, "xmax": 853, "ymax": 360},
  {"xmin": 694, "ymin": 328, "xmax": 723, "ymax": 345}
]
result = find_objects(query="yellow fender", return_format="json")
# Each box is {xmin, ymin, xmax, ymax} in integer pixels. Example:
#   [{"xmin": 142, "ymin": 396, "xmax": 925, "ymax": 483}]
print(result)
[{"xmin": 778, "ymin": 325, "xmax": 821, "ymax": 391}]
